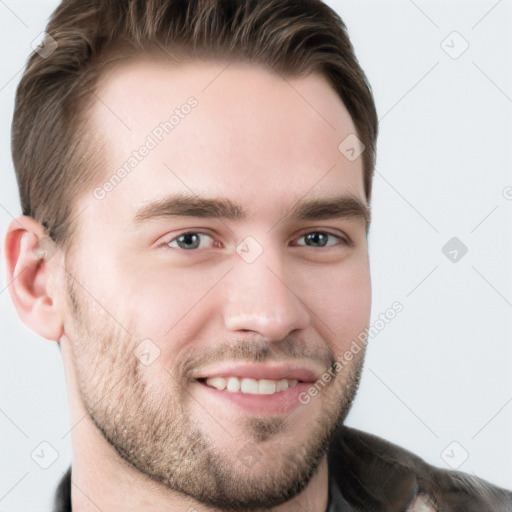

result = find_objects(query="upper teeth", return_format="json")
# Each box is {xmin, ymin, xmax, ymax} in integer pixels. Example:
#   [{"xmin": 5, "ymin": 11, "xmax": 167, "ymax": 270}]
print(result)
[{"xmin": 205, "ymin": 376, "xmax": 299, "ymax": 395}]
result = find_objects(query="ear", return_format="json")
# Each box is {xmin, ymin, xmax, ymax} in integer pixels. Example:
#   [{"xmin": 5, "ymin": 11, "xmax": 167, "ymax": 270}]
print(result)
[{"xmin": 4, "ymin": 216, "xmax": 64, "ymax": 341}]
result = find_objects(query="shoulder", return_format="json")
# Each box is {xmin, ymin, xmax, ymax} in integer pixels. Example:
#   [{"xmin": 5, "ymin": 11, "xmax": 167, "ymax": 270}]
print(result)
[
  {"xmin": 328, "ymin": 426, "xmax": 512, "ymax": 512},
  {"xmin": 53, "ymin": 466, "xmax": 72, "ymax": 512}
]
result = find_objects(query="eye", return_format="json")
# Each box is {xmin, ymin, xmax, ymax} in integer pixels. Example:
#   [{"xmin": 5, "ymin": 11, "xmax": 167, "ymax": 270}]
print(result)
[
  {"xmin": 166, "ymin": 232, "xmax": 216, "ymax": 250},
  {"xmin": 294, "ymin": 231, "xmax": 346, "ymax": 248}
]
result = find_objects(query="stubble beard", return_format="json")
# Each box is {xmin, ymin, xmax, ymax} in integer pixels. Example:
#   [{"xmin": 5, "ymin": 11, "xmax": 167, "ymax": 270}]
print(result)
[{"xmin": 65, "ymin": 275, "xmax": 365, "ymax": 510}]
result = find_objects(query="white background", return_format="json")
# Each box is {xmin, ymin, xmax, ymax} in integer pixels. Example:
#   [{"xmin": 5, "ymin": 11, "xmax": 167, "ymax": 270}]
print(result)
[{"xmin": 1, "ymin": 1, "xmax": 511, "ymax": 510}]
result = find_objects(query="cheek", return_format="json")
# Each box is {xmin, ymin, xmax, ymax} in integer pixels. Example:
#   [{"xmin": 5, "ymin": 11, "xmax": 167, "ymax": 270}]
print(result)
[
  {"xmin": 122, "ymin": 278, "xmax": 202, "ymax": 337},
  {"xmin": 296, "ymin": 258, "xmax": 371, "ymax": 346},
  {"xmin": 96, "ymin": 264, "xmax": 232, "ymax": 372},
  {"xmin": 79, "ymin": 254, "xmax": 213, "ymax": 333}
]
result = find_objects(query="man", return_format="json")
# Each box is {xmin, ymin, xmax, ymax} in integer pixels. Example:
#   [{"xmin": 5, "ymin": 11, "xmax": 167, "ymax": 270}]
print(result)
[{"xmin": 4, "ymin": 0, "xmax": 511, "ymax": 511}]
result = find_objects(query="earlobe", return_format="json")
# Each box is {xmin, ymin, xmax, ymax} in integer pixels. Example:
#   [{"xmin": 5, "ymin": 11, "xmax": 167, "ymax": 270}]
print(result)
[{"xmin": 4, "ymin": 216, "xmax": 64, "ymax": 341}]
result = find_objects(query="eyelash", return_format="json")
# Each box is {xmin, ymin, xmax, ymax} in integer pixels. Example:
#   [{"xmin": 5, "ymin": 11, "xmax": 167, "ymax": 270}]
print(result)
[{"xmin": 160, "ymin": 230, "xmax": 350, "ymax": 251}]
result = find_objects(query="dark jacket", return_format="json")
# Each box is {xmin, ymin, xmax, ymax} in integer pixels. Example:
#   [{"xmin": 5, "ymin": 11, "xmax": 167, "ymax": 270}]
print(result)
[{"xmin": 54, "ymin": 426, "xmax": 512, "ymax": 512}]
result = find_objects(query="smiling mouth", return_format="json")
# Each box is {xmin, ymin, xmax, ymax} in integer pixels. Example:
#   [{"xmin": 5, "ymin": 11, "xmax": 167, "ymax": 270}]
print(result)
[{"xmin": 197, "ymin": 376, "xmax": 300, "ymax": 396}]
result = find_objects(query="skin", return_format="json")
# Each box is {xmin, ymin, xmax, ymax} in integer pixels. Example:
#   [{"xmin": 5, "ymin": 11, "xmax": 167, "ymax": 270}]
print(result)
[{"xmin": 5, "ymin": 58, "xmax": 371, "ymax": 511}]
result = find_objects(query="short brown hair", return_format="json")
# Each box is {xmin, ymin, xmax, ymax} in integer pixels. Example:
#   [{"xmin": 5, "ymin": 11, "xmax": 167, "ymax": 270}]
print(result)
[{"xmin": 12, "ymin": 0, "xmax": 378, "ymax": 250}]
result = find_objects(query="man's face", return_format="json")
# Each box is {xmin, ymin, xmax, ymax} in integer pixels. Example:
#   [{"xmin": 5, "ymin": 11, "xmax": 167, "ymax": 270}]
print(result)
[{"xmin": 61, "ymin": 58, "xmax": 371, "ymax": 508}]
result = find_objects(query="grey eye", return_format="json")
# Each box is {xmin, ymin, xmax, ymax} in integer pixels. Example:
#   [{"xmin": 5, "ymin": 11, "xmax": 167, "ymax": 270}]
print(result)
[
  {"xmin": 305, "ymin": 232, "xmax": 328, "ymax": 247},
  {"xmin": 296, "ymin": 232, "xmax": 341, "ymax": 248},
  {"xmin": 167, "ymin": 233, "xmax": 214, "ymax": 250}
]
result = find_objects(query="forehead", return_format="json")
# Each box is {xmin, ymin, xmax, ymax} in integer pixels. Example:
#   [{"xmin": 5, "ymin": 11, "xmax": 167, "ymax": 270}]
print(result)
[{"xmin": 83, "ymin": 57, "xmax": 365, "ymax": 225}]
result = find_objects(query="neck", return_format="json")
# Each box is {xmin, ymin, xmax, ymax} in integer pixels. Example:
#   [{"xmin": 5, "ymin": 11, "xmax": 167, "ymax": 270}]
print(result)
[{"xmin": 60, "ymin": 338, "xmax": 330, "ymax": 512}]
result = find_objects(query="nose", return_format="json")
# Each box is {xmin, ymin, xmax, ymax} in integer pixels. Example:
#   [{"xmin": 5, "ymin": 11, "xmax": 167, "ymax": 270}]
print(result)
[{"xmin": 222, "ymin": 243, "xmax": 310, "ymax": 341}]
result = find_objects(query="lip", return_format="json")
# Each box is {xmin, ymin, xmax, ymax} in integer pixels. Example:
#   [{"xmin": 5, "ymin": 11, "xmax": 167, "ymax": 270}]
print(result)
[
  {"xmin": 194, "ymin": 379, "xmax": 313, "ymax": 414},
  {"xmin": 193, "ymin": 362, "xmax": 322, "ymax": 383}
]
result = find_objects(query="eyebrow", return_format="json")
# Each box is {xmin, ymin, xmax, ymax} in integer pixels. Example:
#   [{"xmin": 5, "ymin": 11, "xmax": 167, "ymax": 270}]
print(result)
[
  {"xmin": 134, "ymin": 193, "xmax": 244, "ymax": 223},
  {"xmin": 133, "ymin": 192, "xmax": 371, "ymax": 230},
  {"xmin": 288, "ymin": 194, "xmax": 371, "ymax": 229}
]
